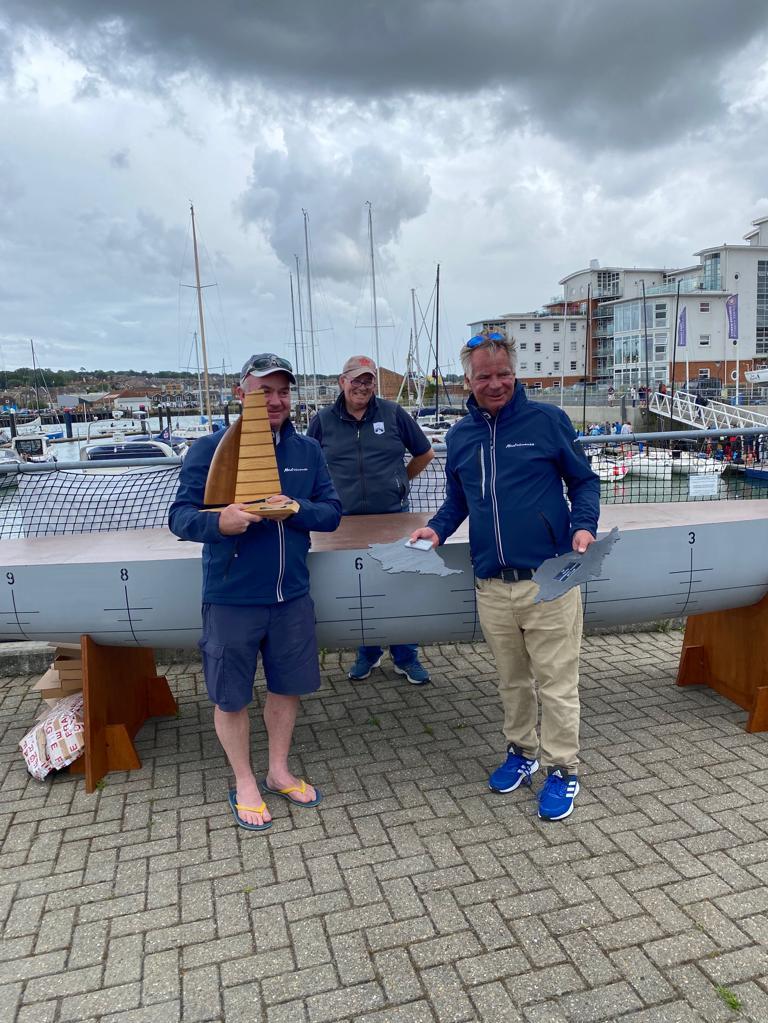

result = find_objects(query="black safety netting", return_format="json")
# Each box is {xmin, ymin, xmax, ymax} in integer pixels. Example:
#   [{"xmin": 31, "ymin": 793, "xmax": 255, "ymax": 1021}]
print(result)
[{"xmin": 0, "ymin": 429, "xmax": 767, "ymax": 540}]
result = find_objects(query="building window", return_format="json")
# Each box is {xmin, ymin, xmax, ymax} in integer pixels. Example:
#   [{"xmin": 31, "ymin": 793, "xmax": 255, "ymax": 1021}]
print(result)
[
  {"xmin": 699, "ymin": 302, "xmax": 710, "ymax": 313},
  {"xmin": 553, "ymin": 342, "xmax": 560, "ymax": 352},
  {"xmin": 534, "ymin": 342, "xmax": 541, "ymax": 352},
  {"xmin": 757, "ymin": 261, "xmax": 768, "ymax": 354},
  {"xmin": 519, "ymin": 323, "xmax": 527, "ymax": 330},
  {"xmin": 570, "ymin": 322, "xmax": 577, "ymax": 332},
  {"xmin": 570, "ymin": 361, "xmax": 577, "ymax": 370},
  {"xmin": 553, "ymin": 322, "xmax": 560, "ymax": 332},
  {"xmin": 534, "ymin": 322, "xmax": 541, "ymax": 332},
  {"xmin": 655, "ymin": 303, "xmax": 667, "ymax": 327},
  {"xmin": 570, "ymin": 341, "xmax": 577, "ymax": 351},
  {"xmin": 519, "ymin": 362, "xmax": 528, "ymax": 370},
  {"xmin": 534, "ymin": 361, "xmax": 542, "ymax": 372},
  {"xmin": 698, "ymin": 368, "xmax": 710, "ymax": 379},
  {"xmin": 519, "ymin": 342, "xmax": 527, "ymax": 350},
  {"xmin": 553, "ymin": 361, "xmax": 560, "ymax": 371},
  {"xmin": 699, "ymin": 335, "xmax": 711, "ymax": 347}
]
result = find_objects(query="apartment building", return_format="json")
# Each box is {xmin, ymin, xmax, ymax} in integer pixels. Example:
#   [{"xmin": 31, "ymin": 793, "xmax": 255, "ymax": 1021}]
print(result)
[
  {"xmin": 466, "ymin": 311, "xmax": 588, "ymax": 389},
  {"xmin": 470, "ymin": 215, "xmax": 768, "ymax": 392},
  {"xmin": 608, "ymin": 215, "xmax": 768, "ymax": 390}
]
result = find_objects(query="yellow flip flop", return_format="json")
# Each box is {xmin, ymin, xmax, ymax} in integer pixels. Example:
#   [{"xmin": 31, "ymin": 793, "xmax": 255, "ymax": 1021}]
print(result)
[
  {"xmin": 228, "ymin": 789, "xmax": 273, "ymax": 831},
  {"xmin": 259, "ymin": 778, "xmax": 323, "ymax": 808}
]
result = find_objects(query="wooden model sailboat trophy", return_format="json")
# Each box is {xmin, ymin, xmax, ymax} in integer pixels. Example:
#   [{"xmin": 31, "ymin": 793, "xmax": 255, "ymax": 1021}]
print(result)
[{"xmin": 203, "ymin": 390, "xmax": 299, "ymax": 519}]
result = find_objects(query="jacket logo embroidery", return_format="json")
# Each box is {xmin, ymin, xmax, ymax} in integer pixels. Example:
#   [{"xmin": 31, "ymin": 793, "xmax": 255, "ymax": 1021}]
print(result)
[
  {"xmin": 282, "ymin": 467, "xmax": 308, "ymax": 472},
  {"xmin": 373, "ymin": 422, "xmax": 385, "ymax": 435},
  {"xmin": 506, "ymin": 442, "xmax": 534, "ymax": 448}
]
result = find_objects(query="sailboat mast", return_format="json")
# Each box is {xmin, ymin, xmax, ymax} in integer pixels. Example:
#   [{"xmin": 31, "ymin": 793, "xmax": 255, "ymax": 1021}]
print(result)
[
  {"xmin": 366, "ymin": 202, "xmax": 382, "ymax": 394},
  {"xmin": 434, "ymin": 264, "xmax": 440, "ymax": 421},
  {"xmin": 294, "ymin": 255, "xmax": 308, "ymax": 396},
  {"xmin": 411, "ymin": 288, "xmax": 425, "ymax": 407},
  {"xmin": 193, "ymin": 331, "xmax": 204, "ymax": 419},
  {"xmin": 30, "ymin": 339, "xmax": 41, "ymax": 413},
  {"xmin": 289, "ymin": 273, "xmax": 304, "ymax": 429},
  {"xmin": 190, "ymin": 203, "xmax": 213, "ymax": 426},
  {"xmin": 302, "ymin": 211, "xmax": 318, "ymax": 409}
]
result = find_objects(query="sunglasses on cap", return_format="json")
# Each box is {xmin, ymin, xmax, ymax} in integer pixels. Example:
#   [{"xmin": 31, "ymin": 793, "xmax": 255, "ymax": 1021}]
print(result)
[
  {"xmin": 240, "ymin": 353, "xmax": 295, "ymax": 379},
  {"xmin": 466, "ymin": 331, "xmax": 506, "ymax": 349}
]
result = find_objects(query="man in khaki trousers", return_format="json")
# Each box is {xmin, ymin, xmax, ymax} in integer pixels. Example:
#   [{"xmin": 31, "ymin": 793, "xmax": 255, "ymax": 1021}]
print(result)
[{"xmin": 411, "ymin": 330, "xmax": 600, "ymax": 820}]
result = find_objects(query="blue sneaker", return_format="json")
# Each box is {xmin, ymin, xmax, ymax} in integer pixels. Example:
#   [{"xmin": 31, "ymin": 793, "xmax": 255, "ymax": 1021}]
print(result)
[
  {"xmin": 347, "ymin": 654, "xmax": 382, "ymax": 681},
  {"xmin": 488, "ymin": 744, "xmax": 539, "ymax": 793},
  {"xmin": 393, "ymin": 659, "xmax": 431, "ymax": 686},
  {"xmin": 537, "ymin": 767, "xmax": 579, "ymax": 821}
]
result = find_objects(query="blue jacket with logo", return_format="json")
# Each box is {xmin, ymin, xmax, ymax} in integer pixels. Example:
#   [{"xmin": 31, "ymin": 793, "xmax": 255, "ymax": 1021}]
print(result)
[
  {"xmin": 428, "ymin": 385, "xmax": 600, "ymax": 578},
  {"xmin": 307, "ymin": 393, "xmax": 431, "ymax": 515},
  {"xmin": 168, "ymin": 420, "xmax": 342, "ymax": 605}
]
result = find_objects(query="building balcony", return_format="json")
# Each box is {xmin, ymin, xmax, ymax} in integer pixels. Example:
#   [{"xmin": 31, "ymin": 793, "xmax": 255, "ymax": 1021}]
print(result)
[{"xmin": 645, "ymin": 274, "xmax": 723, "ymax": 296}]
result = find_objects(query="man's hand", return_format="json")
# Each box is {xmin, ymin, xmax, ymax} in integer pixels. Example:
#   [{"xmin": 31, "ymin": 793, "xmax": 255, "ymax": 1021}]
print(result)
[
  {"xmin": 572, "ymin": 529, "xmax": 596, "ymax": 554},
  {"xmin": 409, "ymin": 526, "xmax": 440, "ymax": 549},
  {"xmin": 218, "ymin": 503, "xmax": 264, "ymax": 535}
]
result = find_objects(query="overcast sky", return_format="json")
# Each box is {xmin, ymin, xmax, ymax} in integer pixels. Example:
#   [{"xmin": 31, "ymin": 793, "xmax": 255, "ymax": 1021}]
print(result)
[{"xmin": 2, "ymin": 0, "xmax": 768, "ymax": 377}]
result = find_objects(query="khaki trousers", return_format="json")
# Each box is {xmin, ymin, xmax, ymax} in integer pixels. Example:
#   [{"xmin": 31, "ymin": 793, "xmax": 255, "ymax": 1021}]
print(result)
[{"xmin": 475, "ymin": 578, "xmax": 582, "ymax": 772}]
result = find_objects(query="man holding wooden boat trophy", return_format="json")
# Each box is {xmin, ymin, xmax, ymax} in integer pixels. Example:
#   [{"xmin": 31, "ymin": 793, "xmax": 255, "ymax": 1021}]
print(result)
[
  {"xmin": 308, "ymin": 354, "xmax": 436, "ymax": 686},
  {"xmin": 169, "ymin": 354, "xmax": 342, "ymax": 832},
  {"xmin": 410, "ymin": 330, "xmax": 600, "ymax": 821}
]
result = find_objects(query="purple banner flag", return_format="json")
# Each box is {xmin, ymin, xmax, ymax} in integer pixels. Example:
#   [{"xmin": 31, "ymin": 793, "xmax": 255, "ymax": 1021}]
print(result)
[
  {"xmin": 726, "ymin": 294, "xmax": 739, "ymax": 340},
  {"xmin": 678, "ymin": 306, "xmax": 687, "ymax": 347}
]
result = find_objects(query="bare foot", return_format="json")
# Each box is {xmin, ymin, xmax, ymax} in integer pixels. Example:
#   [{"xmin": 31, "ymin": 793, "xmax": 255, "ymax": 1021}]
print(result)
[
  {"xmin": 233, "ymin": 778, "xmax": 272, "ymax": 827},
  {"xmin": 265, "ymin": 773, "xmax": 317, "ymax": 804}
]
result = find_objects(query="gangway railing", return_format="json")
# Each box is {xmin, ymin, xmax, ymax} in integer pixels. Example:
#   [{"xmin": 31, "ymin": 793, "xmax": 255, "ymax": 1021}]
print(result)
[{"xmin": 648, "ymin": 390, "xmax": 768, "ymax": 431}]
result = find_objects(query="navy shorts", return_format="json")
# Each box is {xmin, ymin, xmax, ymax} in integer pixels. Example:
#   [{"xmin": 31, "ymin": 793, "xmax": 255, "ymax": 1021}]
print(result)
[{"xmin": 199, "ymin": 595, "xmax": 322, "ymax": 711}]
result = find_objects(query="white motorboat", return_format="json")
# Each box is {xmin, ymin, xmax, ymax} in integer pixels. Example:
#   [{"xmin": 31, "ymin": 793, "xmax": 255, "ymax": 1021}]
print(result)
[
  {"xmin": 0, "ymin": 435, "xmax": 57, "ymax": 491},
  {"xmin": 587, "ymin": 454, "xmax": 631, "ymax": 482},
  {"xmin": 80, "ymin": 437, "xmax": 187, "ymax": 462}
]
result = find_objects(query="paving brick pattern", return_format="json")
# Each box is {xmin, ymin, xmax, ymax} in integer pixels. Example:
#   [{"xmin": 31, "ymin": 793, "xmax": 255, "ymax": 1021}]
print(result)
[{"xmin": 2, "ymin": 631, "xmax": 768, "ymax": 1021}]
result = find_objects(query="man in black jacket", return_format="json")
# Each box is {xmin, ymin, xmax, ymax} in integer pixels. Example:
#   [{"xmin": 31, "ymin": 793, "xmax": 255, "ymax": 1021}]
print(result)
[{"xmin": 308, "ymin": 355, "xmax": 435, "ymax": 685}]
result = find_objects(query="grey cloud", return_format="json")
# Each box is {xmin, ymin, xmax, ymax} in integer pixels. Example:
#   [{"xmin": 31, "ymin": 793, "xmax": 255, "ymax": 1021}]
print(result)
[
  {"xmin": 238, "ymin": 134, "xmax": 431, "ymax": 282},
  {"xmin": 109, "ymin": 148, "xmax": 130, "ymax": 169},
  {"xmin": 74, "ymin": 74, "xmax": 102, "ymax": 100},
  {"xmin": 4, "ymin": 1, "xmax": 768, "ymax": 150}
]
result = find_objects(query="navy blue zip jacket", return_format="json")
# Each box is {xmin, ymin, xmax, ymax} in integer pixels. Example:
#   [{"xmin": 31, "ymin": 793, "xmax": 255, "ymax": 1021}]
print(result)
[
  {"xmin": 168, "ymin": 419, "xmax": 342, "ymax": 605},
  {"xmin": 428, "ymin": 385, "xmax": 600, "ymax": 578}
]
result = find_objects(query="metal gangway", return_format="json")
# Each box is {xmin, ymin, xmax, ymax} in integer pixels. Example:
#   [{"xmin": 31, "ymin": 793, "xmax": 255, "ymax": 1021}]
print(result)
[{"xmin": 647, "ymin": 390, "xmax": 768, "ymax": 431}]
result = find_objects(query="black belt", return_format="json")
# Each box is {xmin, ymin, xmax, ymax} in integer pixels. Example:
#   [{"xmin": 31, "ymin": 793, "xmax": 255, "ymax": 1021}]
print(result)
[{"xmin": 490, "ymin": 567, "xmax": 535, "ymax": 583}]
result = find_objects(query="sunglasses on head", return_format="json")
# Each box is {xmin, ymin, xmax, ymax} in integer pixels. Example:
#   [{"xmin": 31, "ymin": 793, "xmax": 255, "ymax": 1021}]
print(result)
[{"xmin": 466, "ymin": 331, "xmax": 506, "ymax": 349}]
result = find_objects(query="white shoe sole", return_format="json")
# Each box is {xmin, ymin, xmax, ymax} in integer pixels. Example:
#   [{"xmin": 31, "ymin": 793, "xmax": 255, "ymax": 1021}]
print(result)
[
  {"xmin": 348, "ymin": 656, "xmax": 382, "ymax": 681},
  {"xmin": 393, "ymin": 665, "xmax": 431, "ymax": 686}
]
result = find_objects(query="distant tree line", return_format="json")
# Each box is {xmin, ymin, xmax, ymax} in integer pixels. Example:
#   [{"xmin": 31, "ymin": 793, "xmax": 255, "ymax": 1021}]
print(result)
[{"xmin": 1, "ymin": 368, "xmax": 201, "ymax": 388}]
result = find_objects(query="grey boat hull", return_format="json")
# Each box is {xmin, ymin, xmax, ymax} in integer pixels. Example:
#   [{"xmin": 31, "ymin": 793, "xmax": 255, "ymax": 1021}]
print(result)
[{"xmin": 0, "ymin": 504, "xmax": 767, "ymax": 648}]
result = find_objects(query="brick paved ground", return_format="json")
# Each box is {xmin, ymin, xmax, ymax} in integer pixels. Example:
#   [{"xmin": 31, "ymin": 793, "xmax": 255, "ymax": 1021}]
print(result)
[{"xmin": 1, "ymin": 631, "xmax": 768, "ymax": 1022}]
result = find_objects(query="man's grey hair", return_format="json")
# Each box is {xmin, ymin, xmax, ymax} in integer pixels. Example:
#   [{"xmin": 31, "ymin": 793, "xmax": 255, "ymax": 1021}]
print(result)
[{"xmin": 460, "ymin": 331, "xmax": 517, "ymax": 378}]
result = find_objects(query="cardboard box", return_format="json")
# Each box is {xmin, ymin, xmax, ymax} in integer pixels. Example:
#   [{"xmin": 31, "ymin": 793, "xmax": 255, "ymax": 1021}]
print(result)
[
  {"xmin": 33, "ymin": 668, "xmax": 82, "ymax": 701},
  {"xmin": 53, "ymin": 646, "xmax": 83, "ymax": 682}
]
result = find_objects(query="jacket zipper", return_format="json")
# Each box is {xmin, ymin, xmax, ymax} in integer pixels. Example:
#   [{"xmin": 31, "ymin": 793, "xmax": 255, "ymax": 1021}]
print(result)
[
  {"xmin": 222, "ymin": 540, "xmax": 240, "ymax": 579},
  {"xmin": 485, "ymin": 416, "xmax": 506, "ymax": 566},
  {"xmin": 479, "ymin": 444, "xmax": 486, "ymax": 499},
  {"xmin": 539, "ymin": 511, "xmax": 558, "ymax": 556},
  {"xmin": 356, "ymin": 426, "xmax": 368, "ymax": 513}
]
